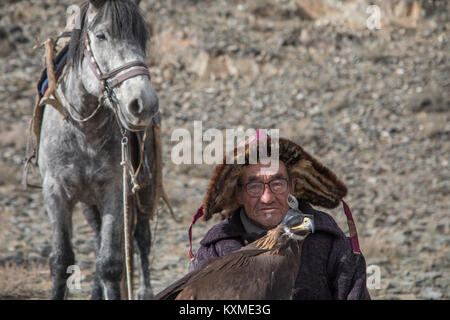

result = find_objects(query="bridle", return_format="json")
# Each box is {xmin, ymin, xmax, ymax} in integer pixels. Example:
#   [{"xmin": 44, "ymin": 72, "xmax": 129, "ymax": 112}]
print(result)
[
  {"xmin": 74, "ymin": 28, "xmax": 154, "ymax": 133},
  {"xmin": 75, "ymin": 27, "xmax": 153, "ymax": 187},
  {"xmin": 83, "ymin": 36, "xmax": 150, "ymax": 90}
]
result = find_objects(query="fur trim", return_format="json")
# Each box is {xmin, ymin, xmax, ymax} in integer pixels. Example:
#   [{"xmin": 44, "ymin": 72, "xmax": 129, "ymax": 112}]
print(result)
[{"xmin": 202, "ymin": 136, "xmax": 347, "ymax": 221}]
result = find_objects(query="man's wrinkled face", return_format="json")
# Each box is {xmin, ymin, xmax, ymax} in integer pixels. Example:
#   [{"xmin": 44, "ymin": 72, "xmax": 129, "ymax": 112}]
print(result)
[{"xmin": 236, "ymin": 161, "xmax": 292, "ymax": 230}]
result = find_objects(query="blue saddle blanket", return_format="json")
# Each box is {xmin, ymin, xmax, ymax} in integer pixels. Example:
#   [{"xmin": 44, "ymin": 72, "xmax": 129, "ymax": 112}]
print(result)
[{"xmin": 37, "ymin": 44, "xmax": 69, "ymax": 97}]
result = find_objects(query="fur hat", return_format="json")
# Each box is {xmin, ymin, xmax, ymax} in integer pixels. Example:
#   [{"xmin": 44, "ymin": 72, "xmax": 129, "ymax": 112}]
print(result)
[{"xmin": 201, "ymin": 130, "xmax": 348, "ymax": 221}]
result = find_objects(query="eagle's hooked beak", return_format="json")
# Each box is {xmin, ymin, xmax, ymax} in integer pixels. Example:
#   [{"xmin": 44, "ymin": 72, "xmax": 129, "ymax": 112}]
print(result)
[
  {"xmin": 291, "ymin": 215, "xmax": 314, "ymax": 234},
  {"xmin": 282, "ymin": 209, "xmax": 315, "ymax": 234}
]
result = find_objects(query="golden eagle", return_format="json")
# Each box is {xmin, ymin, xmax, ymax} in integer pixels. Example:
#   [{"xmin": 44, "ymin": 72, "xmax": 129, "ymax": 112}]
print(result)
[{"xmin": 156, "ymin": 210, "xmax": 314, "ymax": 300}]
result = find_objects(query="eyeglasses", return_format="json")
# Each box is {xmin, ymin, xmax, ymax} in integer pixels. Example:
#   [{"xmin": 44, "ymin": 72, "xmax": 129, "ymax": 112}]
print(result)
[{"xmin": 239, "ymin": 178, "xmax": 289, "ymax": 198}]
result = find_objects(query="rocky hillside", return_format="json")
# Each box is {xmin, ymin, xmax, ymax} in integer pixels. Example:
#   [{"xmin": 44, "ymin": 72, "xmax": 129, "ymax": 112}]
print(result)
[{"xmin": 0, "ymin": 0, "xmax": 448, "ymax": 299}]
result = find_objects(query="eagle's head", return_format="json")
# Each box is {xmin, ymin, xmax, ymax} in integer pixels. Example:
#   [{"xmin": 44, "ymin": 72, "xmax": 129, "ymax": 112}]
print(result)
[
  {"xmin": 253, "ymin": 209, "xmax": 314, "ymax": 251},
  {"xmin": 281, "ymin": 209, "xmax": 314, "ymax": 241}
]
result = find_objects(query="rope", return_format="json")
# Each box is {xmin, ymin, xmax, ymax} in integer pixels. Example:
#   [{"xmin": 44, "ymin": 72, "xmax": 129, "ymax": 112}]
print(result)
[
  {"xmin": 118, "ymin": 130, "xmax": 147, "ymax": 300},
  {"xmin": 121, "ymin": 136, "xmax": 133, "ymax": 300},
  {"xmin": 63, "ymin": 92, "xmax": 105, "ymax": 122},
  {"xmin": 130, "ymin": 128, "xmax": 147, "ymax": 193},
  {"xmin": 148, "ymin": 204, "xmax": 161, "ymax": 271}
]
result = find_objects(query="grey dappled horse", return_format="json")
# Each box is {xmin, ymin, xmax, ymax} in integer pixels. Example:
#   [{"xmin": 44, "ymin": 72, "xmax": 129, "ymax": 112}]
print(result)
[{"xmin": 38, "ymin": 0, "xmax": 158, "ymax": 299}]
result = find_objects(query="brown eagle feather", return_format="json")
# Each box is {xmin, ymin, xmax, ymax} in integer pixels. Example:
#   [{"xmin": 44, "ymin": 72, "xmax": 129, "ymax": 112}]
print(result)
[{"xmin": 155, "ymin": 223, "xmax": 306, "ymax": 300}]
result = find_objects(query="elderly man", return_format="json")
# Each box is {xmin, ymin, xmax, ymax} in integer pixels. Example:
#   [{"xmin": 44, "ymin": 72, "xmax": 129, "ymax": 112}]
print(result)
[{"xmin": 188, "ymin": 134, "xmax": 371, "ymax": 300}]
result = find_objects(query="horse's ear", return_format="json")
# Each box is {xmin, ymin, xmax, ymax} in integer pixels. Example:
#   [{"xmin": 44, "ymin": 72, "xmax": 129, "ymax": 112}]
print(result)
[
  {"xmin": 65, "ymin": 5, "xmax": 81, "ymax": 31},
  {"xmin": 86, "ymin": 0, "xmax": 105, "ymax": 21},
  {"xmin": 89, "ymin": 0, "xmax": 106, "ymax": 9}
]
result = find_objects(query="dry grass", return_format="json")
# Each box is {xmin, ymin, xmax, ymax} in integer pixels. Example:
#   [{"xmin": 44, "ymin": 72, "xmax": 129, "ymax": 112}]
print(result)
[{"xmin": 0, "ymin": 262, "xmax": 50, "ymax": 299}]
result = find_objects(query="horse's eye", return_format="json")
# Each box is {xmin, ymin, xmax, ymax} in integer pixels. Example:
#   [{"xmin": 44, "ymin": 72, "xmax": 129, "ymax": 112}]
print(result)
[{"xmin": 96, "ymin": 32, "xmax": 107, "ymax": 41}]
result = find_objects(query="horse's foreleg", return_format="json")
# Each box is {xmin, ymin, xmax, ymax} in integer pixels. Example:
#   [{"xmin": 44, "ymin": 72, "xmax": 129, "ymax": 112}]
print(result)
[
  {"xmin": 134, "ymin": 211, "xmax": 154, "ymax": 300},
  {"xmin": 98, "ymin": 198, "xmax": 124, "ymax": 300},
  {"xmin": 44, "ymin": 182, "xmax": 75, "ymax": 300},
  {"xmin": 81, "ymin": 205, "xmax": 103, "ymax": 300}
]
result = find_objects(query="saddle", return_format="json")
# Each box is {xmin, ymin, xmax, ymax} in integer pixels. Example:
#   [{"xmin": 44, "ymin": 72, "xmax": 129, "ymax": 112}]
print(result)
[{"xmin": 23, "ymin": 34, "xmax": 71, "ymax": 189}]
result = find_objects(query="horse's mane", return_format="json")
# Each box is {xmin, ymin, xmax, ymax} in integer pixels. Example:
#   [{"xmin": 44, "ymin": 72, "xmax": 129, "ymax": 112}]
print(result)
[{"xmin": 67, "ymin": 0, "xmax": 149, "ymax": 68}]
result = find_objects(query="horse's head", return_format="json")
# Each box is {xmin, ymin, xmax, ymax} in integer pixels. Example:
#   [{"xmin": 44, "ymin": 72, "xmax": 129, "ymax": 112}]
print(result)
[{"xmin": 72, "ymin": 0, "xmax": 158, "ymax": 131}]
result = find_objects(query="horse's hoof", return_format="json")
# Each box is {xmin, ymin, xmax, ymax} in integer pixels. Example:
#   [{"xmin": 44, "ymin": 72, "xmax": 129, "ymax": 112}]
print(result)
[{"xmin": 136, "ymin": 288, "xmax": 154, "ymax": 300}]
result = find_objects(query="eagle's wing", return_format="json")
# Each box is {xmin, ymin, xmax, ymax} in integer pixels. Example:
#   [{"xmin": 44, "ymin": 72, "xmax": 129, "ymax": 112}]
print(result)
[
  {"xmin": 155, "ymin": 248, "xmax": 269, "ymax": 300},
  {"xmin": 179, "ymin": 248, "xmax": 289, "ymax": 300},
  {"xmin": 154, "ymin": 270, "xmax": 194, "ymax": 300}
]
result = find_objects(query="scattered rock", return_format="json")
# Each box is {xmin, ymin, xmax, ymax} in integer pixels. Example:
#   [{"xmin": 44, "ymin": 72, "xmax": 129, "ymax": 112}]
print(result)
[
  {"xmin": 294, "ymin": 0, "xmax": 339, "ymax": 21},
  {"xmin": 0, "ymin": 27, "xmax": 13, "ymax": 57},
  {"xmin": 419, "ymin": 287, "xmax": 443, "ymax": 300},
  {"xmin": 406, "ymin": 83, "xmax": 449, "ymax": 113}
]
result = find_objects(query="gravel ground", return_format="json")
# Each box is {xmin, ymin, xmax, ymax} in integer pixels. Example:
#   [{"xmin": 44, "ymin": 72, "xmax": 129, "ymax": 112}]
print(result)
[{"xmin": 0, "ymin": 0, "xmax": 448, "ymax": 299}]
